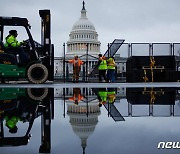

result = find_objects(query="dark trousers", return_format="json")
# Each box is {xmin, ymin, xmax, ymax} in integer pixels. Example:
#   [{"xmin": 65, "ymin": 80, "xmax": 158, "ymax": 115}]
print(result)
[
  {"xmin": 99, "ymin": 70, "xmax": 106, "ymax": 82},
  {"xmin": 107, "ymin": 69, "xmax": 115, "ymax": 82},
  {"xmin": 7, "ymin": 48, "xmax": 29, "ymax": 65}
]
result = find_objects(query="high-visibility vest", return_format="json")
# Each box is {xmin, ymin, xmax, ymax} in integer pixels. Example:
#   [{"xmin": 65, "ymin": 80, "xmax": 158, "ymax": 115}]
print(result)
[
  {"xmin": 68, "ymin": 59, "xmax": 84, "ymax": 67},
  {"xmin": 98, "ymin": 91, "xmax": 108, "ymax": 102},
  {"xmin": 107, "ymin": 91, "xmax": 116, "ymax": 103},
  {"xmin": 107, "ymin": 58, "xmax": 115, "ymax": 70},
  {"xmin": 4, "ymin": 35, "xmax": 21, "ymax": 48},
  {"xmin": 5, "ymin": 116, "xmax": 20, "ymax": 129},
  {"xmin": 98, "ymin": 59, "xmax": 107, "ymax": 70},
  {"xmin": 69, "ymin": 94, "xmax": 84, "ymax": 102}
]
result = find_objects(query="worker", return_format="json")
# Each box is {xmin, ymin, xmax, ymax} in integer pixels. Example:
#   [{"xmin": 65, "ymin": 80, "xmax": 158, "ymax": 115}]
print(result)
[
  {"xmin": 68, "ymin": 88, "xmax": 84, "ymax": 105},
  {"xmin": 107, "ymin": 88, "xmax": 116, "ymax": 104},
  {"xmin": 97, "ymin": 88, "xmax": 108, "ymax": 107},
  {"xmin": 4, "ymin": 115, "xmax": 21, "ymax": 133},
  {"xmin": 107, "ymin": 57, "xmax": 116, "ymax": 83},
  {"xmin": 4, "ymin": 30, "xmax": 29, "ymax": 65},
  {"xmin": 98, "ymin": 54, "xmax": 107, "ymax": 82},
  {"xmin": 68, "ymin": 56, "xmax": 84, "ymax": 83}
]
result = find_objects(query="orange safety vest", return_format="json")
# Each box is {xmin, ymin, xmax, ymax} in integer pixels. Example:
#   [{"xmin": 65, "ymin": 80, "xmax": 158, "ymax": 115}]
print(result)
[
  {"xmin": 69, "ymin": 94, "xmax": 84, "ymax": 102},
  {"xmin": 68, "ymin": 59, "xmax": 84, "ymax": 67}
]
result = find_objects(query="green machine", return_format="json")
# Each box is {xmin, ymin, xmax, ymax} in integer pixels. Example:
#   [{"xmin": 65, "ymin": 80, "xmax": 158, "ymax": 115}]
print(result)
[
  {"xmin": 0, "ymin": 10, "xmax": 54, "ymax": 83},
  {"xmin": 0, "ymin": 88, "xmax": 53, "ymax": 153}
]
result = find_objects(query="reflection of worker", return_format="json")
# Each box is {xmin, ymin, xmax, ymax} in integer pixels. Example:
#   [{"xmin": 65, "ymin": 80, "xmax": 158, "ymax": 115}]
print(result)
[
  {"xmin": 69, "ymin": 88, "xmax": 84, "ymax": 105},
  {"xmin": 98, "ymin": 88, "xmax": 108, "ymax": 107},
  {"xmin": 107, "ymin": 57, "xmax": 116, "ymax": 83},
  {"xmin": 107, "ymin": 88, "xmax": 116, "ymax": 104},
  {"xmin": 68, "ymin": 56, "xmax": 84, "ymax": 83},
  {"xmin": 98, "ymin": 54, "xmax": 107, "ymax": 82},
  {"xmin": 4, "ymin": 30, "xmax": 29, "ymax": 65},
  {"xmin": 4, "ymin": 115, "xmax": 21, "ymax": 133}
]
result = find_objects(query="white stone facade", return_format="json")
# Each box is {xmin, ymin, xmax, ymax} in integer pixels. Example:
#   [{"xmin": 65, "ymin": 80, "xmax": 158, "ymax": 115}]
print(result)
[{"xmin": 66, "ymin": 1, "xmax": 100, "ymax": 58}]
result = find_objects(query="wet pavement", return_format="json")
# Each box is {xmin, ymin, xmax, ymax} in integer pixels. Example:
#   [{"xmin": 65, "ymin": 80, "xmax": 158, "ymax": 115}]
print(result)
[{"xmin": 0, "ymin": 85, "xmax": 180, "ymax": 154}]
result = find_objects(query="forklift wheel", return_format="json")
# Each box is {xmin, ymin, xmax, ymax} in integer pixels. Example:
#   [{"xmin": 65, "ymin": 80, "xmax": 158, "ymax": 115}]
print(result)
[
  {"xmin": 27, "ymin": 88, "xmax": 48, "ymax": 101},
  {"xmin": 27, "ymin": 63, "xmax": 48, "ymax": 84}
]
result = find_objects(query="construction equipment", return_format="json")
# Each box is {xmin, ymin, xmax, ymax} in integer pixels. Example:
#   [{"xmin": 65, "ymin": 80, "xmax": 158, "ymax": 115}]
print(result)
[
  {"xmin": 0, "ymin": 10, "xmax": 54, "ymax": 83},
  {"xmin": 0, "ymin": 87, "xmax": 53, "ymax": 153}
]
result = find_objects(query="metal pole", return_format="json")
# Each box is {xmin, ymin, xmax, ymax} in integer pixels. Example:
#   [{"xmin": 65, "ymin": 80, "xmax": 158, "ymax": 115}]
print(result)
[
  {"xmin": 152, "ymin": 43, "xmax": 154, "ymax": 56},
  {"xmin": 63, "ymin": 88, "xmax": 66, "ymax": 118},
  {"xmin": 86, "ymin": 43, "xmax": 89, "ymax": 82},
  {"xmin": 130, "ymin": 43, "xmax": 133, "ymax": 56},
  {"xmin": 63, "ymin": 43, "xmax": 65, "ymax": 83},
  {"xmin": 172, "ymin": 43, "xmax": 175, "ymax": 56},
  {"xmin": 149, "ymin": 43, "xmax": 151, "ymax": 56},
  {"xmin": 128, "ymin": 43, "xmax": 131, "ymax": 57},
  {"xmin": 108, "ymin": 43, "xmax": 110, "ymax": 58},
  {"xmin": 86, "ymin": 88, "xmax": 89, "ymax": 117}
]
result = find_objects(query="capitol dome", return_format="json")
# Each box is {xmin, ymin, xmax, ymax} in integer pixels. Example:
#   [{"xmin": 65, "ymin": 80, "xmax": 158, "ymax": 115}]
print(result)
[
  {"xmin": 66, "ymin": 97, "xmax": 100, "ymax": 154},
  {"xmin": 66, "ymin": 1, "xmax": 101, "ymax": 57}
]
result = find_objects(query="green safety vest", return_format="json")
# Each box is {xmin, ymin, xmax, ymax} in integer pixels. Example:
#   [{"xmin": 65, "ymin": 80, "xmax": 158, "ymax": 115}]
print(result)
[
  {"xmin": 4, "ymin": 35, "xmax": 21, "ymax": 48},
  {"xmin": 98, "ymin": 59, "xmax": 107, "ymax": 70},
  {"xmin": 107, "ymin": 58, "xmax": 115, "ymax": 70},
  {"xmin": 98, "ymin": 91, "xmax": 108, "ymax": 102},
  {"xmin": 5, "ymin": 116, "xmax": 20, "ymax": 129}
]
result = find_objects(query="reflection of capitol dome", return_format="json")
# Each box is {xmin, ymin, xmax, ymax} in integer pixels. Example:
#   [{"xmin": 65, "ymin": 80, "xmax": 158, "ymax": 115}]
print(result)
[
  {"xmin": 67, "ymin": 99, "xmax": 100, "ymax": 154},
  {"xmin": 66, "ymin": 1, "xmax": 101, "ymax": 57}
]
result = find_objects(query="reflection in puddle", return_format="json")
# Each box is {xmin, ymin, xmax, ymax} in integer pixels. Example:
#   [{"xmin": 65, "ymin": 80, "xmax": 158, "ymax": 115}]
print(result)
[
  {"xmin": 0, "ymin": 88, "xmax": 53, "ymax": 153},
  {"xmin": 66, "ymin": 88, "xmax": 100, "ymax": 153},
  {"xmin": 0, "ymin": 87, "xmax": 179, "ymax": 153}
]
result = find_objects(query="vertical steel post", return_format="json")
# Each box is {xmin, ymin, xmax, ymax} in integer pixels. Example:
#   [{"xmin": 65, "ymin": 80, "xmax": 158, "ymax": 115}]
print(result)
[
  {"xmin": 86, "ymin": 43, "xmax": 89, "ymax": 82},
  {"xmin": 86, "ymin": 88, "xmax": 89, "ymax": 117},
  {"xmin": 129, "ymin": 43, "xmax": 132, "ymax": 56},
  {"xmin": 129, "ymin": 43, "xmax": 131, "ymax": 57},
  {"xmin": 63, "ymin": 43, "xmax": 66, "ymax": 83},
  {"xmin": 108, "ymin": 43, "xmax": 110, "ymax": 58},
  {"xmin": 63, "ymin": 88, "xmax": 66, "ymax": 118},
  {"xmin": 149, "ymin": 43, "xmax": 151, "ymax": 56}
]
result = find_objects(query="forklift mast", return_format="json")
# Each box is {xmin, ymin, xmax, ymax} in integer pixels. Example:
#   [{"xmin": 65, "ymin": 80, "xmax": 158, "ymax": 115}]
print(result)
[{"xmin": 39, "ymin": 10, "xmax": 54, "ymax": 81}]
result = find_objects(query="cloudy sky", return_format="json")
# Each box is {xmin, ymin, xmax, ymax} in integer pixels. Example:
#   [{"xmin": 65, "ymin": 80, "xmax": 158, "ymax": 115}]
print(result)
[{"xmin": 1, "ymin": 0, "xmax": 180, "ymax": 56}]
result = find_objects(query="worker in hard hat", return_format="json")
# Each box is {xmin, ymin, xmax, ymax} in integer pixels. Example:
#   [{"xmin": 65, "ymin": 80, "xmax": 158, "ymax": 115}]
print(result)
[
  {"xmin": 4, "ymin": 30, "xmax": 29, "ymax": 65},
  {"xmin": 107, "ymin": 57, "xmax": 116, "ymax": 83},
  {"xmin": 98, "ymin": 54, "xmax": 107, "ymax": 82},
  {"xmin": 68, "ymin": 56, "xmax": 84, "ymax": 83},
  {"xmin": 4, "ymin": 115, "xmax": 21, "ymax": 133},
  {"xmin": 107, "ymin": 88, "xmax": 116, "ymax": 104},
  {"xmin": 97, "ymin": 88, "xmax": 108, "ymax": 107},
  {"xmin": 68, "ymin": 88, "xmax": 84, "ymax": 105}
]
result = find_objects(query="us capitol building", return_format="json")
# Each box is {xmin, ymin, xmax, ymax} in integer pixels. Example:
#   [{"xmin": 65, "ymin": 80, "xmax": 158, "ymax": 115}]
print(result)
[
  {"xmin": 54, "ymin": 1, "xmax": 127, "ymax": 78},
  {"xmin": 66, "ymin": 97, "xmax": 100, "ymax": 154},
  {"xmin": 54, "ymin": 1, "xmax": 101, "ymax": 77},
  {"xmin": 66, "ymin": 1, "xmax": 101, "ymax": 58}
]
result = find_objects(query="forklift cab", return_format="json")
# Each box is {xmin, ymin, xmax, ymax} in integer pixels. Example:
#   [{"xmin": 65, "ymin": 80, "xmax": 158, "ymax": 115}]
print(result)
[
  {"xmin": 0, "ymin": 10, "xmax": 54, "ymax": 83},
  {"xmin": 0, "ymin": 17, "xmax": 38, "ymax": 64}
]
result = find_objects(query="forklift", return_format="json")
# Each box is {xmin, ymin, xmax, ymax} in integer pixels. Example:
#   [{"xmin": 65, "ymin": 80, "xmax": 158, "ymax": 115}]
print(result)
[
  {"xmin": 0, "ymin": 87, "xmax": 53, "ymax": 153},
  {"xmin": 0, "ymin": 10, "xmax": 54, "ymax": 83}
]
